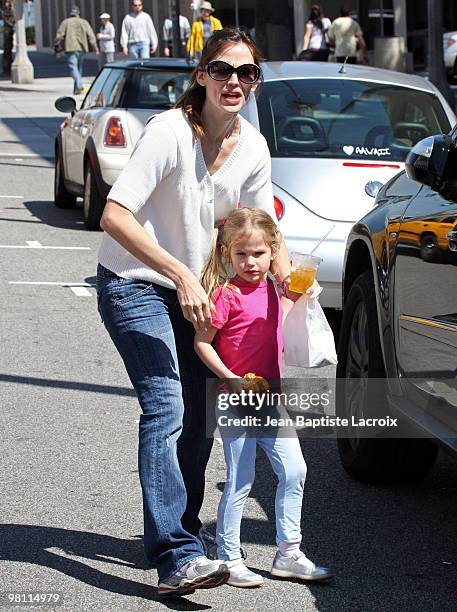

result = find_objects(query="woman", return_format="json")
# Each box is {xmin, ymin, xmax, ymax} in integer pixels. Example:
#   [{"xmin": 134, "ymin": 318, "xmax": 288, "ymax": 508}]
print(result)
[
  {"xmin": 96, "ymin": 12, "xmax": 115, "ymax": 66},
  {"xmin": 299, "ymin": 4, "xmax": 331, "ymax": 62},
  {"xmin": 186, "ymin": 1, "xmax": 222, "ymax": 61},
  {"xmin": 96, "ymin": 27, "xmax": 293, "ymax": 597}
]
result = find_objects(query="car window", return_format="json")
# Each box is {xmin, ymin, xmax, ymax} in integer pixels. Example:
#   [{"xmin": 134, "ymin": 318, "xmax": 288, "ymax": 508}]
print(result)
[
  {"xmin": 82, "ymin": 68, "xmax": 111, "ymax": 110},
  {"xmin": 257, "ymin": 79, "xmax": 452, "ymax": 162},
  {"xmin": 101, "ymin": 68, "xmax": 128, "ymax": 108},
  {"xmin": 123, "ymin": 70, "xmax": 192, "ymax": 109}
]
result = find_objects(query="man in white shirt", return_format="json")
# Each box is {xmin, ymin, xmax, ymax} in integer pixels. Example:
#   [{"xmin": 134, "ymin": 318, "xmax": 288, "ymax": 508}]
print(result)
[
  {"xmin": 163, "ymin": 14, "xmax": 190, "ymax": 57},
  {"xmin": 328, "ymin": 6, "xmax": 366, "ymax": 64},
  {"xmin": 121, "ymin": 0, "xmax": 158, "ymax": 59}
]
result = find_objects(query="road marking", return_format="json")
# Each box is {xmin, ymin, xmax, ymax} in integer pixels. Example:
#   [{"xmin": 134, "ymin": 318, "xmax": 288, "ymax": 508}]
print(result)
[
  {"xmin": 0, "ymin": 243, "xmax": 90, "ymax": 250},
  {"xmin": 9, "ymin": 282, "xmax": 94, "ymax": 286},
  {"xmin": 0, "ymin": 195, "xmax": 24, "ymax": 199},
  {"xmin": 70, "ymin": 286, "xmax": 92, "ymax": 297}
]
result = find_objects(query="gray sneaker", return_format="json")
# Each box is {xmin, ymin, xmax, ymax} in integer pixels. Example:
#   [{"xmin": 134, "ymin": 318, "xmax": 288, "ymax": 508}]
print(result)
[
  {"xmin": 271, "ymin": 551, "xmax": 332, "ymax": 582},
  {"xmin": 226, "ymin": 560, "xmax": 264, "ymax": 588},
  {"xmin": 157, "ymin": 556, "xmax": 229, "ymax": 597},
  {"xmin": 199, "ymin": 528, "xmax": 247, "ymax": 561}
]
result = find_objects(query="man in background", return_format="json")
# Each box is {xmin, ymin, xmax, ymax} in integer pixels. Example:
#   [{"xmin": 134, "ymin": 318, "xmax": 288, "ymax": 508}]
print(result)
[
  {"xmin": 328, "ymin": 6, "xmax": 366, "ymax": 64},
  {"xmin": 121, "ymin": 0, "xmax": 158, "ymax": 59},
  {"xmin": 163, "ymin": 14, "xmax": 190, "ymax": 57},
  {"xmin": 54, "ymin": 5, "xmax": 98, "ymax": 95}
]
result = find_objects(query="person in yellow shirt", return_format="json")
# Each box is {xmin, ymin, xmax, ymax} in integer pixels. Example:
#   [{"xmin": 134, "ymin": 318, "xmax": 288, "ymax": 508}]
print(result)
[{"xmin": 187, "ymin": 2, "xmax": 222, "ymax": 60}]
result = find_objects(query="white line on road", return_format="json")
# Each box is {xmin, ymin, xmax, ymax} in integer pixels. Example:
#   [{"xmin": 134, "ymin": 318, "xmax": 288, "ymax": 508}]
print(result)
[
  {"xmin": 0, "ymin": 195, "xmax": 24, "ymax": 199},
  {"xmin": 9, "ymin": 282, "xmax": 94, "ymax": 286},
  {"xmin": 0, "ymin": 244, "xmax": 90, "ymax": 250},
  {"xmin": 70, "ymin": 286, "xmax": 92, "ymax": 297}
]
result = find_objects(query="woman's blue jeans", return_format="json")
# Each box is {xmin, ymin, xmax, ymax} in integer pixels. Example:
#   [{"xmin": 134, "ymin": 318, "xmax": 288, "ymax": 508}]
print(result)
[{"xmin": 96, "ymin": 264, "xmax": 214, "ymax": 580}]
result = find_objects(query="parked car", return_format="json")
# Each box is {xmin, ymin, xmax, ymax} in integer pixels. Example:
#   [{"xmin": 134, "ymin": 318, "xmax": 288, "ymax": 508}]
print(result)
[
  {"xmin": 54, "ymin": 60, "xmax": 455, "ymax": 312},
  {"xmin": 336, "ymin": 129, "xmax": 457, "ymax": 484},
  {"xmin": 54, "ymin": 59, "xmax": 195, "ymax": 230},
  {"xmin": 257, "ymin": 62, "xmax": 455, "ymax": 309}
]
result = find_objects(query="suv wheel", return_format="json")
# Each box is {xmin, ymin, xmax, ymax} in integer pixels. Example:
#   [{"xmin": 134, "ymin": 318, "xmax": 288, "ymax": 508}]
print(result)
[
  {"xmin": 83, "ymin": 162, "xmax": 106, "ymax": 231},
  {"xmin": 336, "ymin": 270, "xmax": 438, "ymax": 483},
  {"xmin": 54, "ymin": 148, "xmax": 77, "ymax": 209}
]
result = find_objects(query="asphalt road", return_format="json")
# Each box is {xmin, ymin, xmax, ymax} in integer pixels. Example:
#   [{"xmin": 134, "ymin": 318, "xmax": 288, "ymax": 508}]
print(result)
[{"xmin": 1, "ymin": 158, "xmax": 457, "ymax": 612}]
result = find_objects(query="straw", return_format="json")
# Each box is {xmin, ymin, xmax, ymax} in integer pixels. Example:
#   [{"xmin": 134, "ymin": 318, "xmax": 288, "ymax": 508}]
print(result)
[{"xmin": 309, "ymin": 224, "xmax": 336, "ymax": 255}]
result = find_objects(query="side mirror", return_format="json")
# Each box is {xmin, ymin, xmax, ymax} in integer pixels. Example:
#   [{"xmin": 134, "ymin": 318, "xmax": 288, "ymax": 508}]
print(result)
[
  {"xmin": 54, "ymin": 96, "xmax": 77, "ymax": 114},
  {"xmin": 405, "ymin": 134, "xmax": 453, "ymax": 192}
]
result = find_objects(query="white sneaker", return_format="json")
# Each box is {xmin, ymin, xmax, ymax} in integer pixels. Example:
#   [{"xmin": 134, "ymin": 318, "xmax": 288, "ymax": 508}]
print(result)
[
  {"xmin": 226, "ymin": 559, "xmax": 264, "ymax": 588},
  {"xmin": 158, "ymin": 556, "xmax": 229, "ymax": 597},
  {"xmin": 271, "ymin": 550, "xmax": 332, "ymax": 581}
]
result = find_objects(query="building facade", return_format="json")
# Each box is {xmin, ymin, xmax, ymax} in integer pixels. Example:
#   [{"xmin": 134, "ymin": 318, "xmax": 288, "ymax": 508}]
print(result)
[{"xmin": 33, "ymin": 0, "xmax": 457, "ymax": 70}]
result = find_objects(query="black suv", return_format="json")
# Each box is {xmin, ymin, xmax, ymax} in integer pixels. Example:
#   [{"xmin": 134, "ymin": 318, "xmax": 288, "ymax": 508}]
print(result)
[{"xmin": 336, "ymin": 129, "xmax": 457, "ymax": 483}]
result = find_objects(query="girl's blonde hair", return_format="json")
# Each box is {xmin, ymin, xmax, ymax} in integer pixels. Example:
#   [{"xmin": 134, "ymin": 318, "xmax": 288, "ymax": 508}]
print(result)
[{"xmin": 201, "ymin": 207, "xmax": 282, "ymax": 297}]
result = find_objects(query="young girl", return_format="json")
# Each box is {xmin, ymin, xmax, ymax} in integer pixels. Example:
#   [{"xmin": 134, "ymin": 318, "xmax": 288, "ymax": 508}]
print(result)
[{"xmin": 194, "ymin": 208, "xmax": 332, "ymax": 588}]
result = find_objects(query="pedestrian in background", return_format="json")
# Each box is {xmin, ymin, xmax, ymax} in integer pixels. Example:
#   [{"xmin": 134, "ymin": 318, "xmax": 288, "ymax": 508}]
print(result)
[
  {"xmin": 327, "ymin": 6, "xmax": 366, "ymax": 64},
  {"xmin": 299, "ymin": 4, "xmax": 331, "ymax": 62},
  {"xmin": 187, "ymin": 1, "xmax": 222, "ymax": 61},
  {"xmin": 53, "ymin": 5, "xmax": 98, "ymax": 95},
  {"xmin": 97, "ymin": 12, "xmax": 116, "ymax": 67},
  {"xmin": 163, "ymin": 14, "xmax": 191, "ymax": 57},
  {"xmin": 120, "ymin": 0, "xmax": 158, "ymax": 59}
]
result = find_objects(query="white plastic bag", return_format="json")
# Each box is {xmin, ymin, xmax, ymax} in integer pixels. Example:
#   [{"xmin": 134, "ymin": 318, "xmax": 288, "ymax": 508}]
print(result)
[{"xmin": 283, "ymin": 294, "xmax": 338, "ymax": 368}]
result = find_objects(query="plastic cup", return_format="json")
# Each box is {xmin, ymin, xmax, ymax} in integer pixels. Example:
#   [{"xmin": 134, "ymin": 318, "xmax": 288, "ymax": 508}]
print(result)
[{"xmin": 289, "ymin": 252, "xmax": 322, "ymax": 293}]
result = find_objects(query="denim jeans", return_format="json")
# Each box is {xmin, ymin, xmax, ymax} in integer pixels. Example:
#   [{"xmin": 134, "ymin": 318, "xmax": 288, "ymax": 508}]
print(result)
[
  {"xmin": 96, "ymin": 264, "xmax": 214, "ymax": 580},
  {"xmin": 128, "ymin": 41, "xmax": 150, "ymax": 58},
  {"xmin": 216, "ymin": 432, "xmax": 307, "ymax": 561},
  {"xmin": 66, "ymin": 51, "xmax": 84, "ymax": 93}
]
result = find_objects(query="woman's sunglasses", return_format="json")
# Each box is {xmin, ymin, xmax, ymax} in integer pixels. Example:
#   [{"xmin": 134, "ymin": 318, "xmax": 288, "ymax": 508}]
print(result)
[{"xmin": 204, "ymin": 60, "xmax": 261, "ymax": 85}]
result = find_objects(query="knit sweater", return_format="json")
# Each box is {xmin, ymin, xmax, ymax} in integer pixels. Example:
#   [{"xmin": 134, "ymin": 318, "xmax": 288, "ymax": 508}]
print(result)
[
  {"xmin": 120, "ymin": 11, "xmax": 158, "ymax": 51},
  {"xmin": 98, "ymin": 109, "xmax": 276, "ymax": 290}
]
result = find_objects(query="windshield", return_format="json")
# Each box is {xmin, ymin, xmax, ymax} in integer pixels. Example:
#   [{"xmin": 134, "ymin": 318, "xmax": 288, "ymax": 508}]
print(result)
[
  {"xmin": 257, "ymin": 79, "xmax": 452, "ymax": 162},
  {"xmin": 124, "ymin": 70, "xmax": 192, "ymax": 109}
]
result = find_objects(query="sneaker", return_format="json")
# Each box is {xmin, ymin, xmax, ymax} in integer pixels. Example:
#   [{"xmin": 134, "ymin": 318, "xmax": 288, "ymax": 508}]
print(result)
[
  {"xmin": 199, "ymin": 527, "xmax": 247, "ymax": 561},
  {"xmin": 270, "ymin": 551, "xmax": 332, "ymax": 582},
  {"xmin": 157, "ymin": 556, "xmax": 229, "ymax": 597},
  {"xmin": 226, "ymin": 559, "xmax": 264, "ymax": 588}
]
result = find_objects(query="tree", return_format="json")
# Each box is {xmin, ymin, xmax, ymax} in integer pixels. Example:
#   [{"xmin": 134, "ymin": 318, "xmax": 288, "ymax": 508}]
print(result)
[
  {"xmin": 1, "ymin": 0, "xmax": 15, "ymax": 75},
  {"xmin": 255, "ymin": 0, "xmax": 294, "ymax": 60}
]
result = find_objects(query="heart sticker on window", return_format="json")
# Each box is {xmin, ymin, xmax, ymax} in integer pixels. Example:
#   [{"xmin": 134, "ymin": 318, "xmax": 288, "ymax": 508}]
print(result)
[{"xmin": 343, "ymin": 146, "xmax": 354, "ymax": 156}]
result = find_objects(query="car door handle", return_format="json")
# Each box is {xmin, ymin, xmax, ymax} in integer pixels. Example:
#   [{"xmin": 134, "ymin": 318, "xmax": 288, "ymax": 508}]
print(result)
[{"xmin": 447, "ymin": 230, "xmax": 457, "ymax": 251}]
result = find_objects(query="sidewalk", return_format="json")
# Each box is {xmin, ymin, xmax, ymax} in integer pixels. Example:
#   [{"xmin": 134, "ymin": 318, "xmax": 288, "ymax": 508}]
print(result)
[{"xmin": 0, "ymin": 50, "xmax": 100, "ymax": 159}]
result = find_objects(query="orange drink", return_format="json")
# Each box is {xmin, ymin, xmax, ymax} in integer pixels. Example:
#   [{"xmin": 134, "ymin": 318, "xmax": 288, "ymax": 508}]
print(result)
[
  {"xmin": 289, "ymin": 267, "xmax": 317, "ymax": 293},
  {"xmin": 289, "ymin": 253, "xmax": 322, "ymax": 294}
]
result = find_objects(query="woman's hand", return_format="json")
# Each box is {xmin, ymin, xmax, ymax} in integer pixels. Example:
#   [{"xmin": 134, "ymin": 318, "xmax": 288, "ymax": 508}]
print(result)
[{"xmin": 175, "ymin": 271, "xmax": 212, "ymax": 332}]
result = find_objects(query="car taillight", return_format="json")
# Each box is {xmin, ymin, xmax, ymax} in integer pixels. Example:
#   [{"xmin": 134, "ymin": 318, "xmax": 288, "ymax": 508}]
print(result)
[
  {"xmin": 447, "ymin": 38, "xmax": 456, "ymax": 48},
  {"xmin": 104, "ymin": 117, "xmax": 126, "ymax": 146},
  {"xmin": 273, "ymin": 195, "xmax": 284, "ymax": 220}
]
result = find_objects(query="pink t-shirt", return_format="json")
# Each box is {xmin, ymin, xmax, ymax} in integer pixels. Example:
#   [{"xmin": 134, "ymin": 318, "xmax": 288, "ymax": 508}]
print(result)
[{"xmin": 211, "ymin": 277, "xmax": 283, "ymax": 379}]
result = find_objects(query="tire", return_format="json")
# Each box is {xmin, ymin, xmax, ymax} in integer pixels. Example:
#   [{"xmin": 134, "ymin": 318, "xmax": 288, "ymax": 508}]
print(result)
[
  {"xmin": 83, "ymin": 163, "xmax": 106, "ymax": 231},
  {"xmin": 336, "ymin": 270, "xmax": 438, "ymax": 484},
  {"xmin": 420, "ymin": 234, "xmax": 441, "ymax": 263},
  {"xmin": 54, "ymin": 148, "xmax": 77, "ymax": 209}
]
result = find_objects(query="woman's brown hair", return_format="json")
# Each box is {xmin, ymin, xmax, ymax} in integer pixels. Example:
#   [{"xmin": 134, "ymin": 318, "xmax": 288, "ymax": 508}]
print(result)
[{"xmin": 175, "ymin": 27, "xmax": 263, "ymax": 139}]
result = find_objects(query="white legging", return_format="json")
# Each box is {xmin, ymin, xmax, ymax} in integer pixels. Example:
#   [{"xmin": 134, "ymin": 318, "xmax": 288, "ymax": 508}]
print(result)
[{"xmin": 216, "ymin": 432, "xmax": 307, "ymax": 561}]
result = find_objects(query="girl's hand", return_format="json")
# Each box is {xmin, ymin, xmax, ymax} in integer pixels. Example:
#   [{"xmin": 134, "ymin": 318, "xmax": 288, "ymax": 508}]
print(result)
[
  {"xmin": 175, "ymin": 272, "xmax": 212, "ymax": 332},
  {"xmin": 306, "ymin": 279, "xmax": 323, "ymax": 299}
]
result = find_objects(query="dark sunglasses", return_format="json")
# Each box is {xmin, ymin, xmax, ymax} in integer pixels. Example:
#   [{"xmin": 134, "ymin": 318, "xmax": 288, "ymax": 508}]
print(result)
[{"xmin": 204, "ymin": 60, "xmax": 261, "ymax": 85}]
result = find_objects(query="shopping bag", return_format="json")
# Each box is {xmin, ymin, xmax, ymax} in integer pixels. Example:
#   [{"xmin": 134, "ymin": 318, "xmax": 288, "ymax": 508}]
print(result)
[{"xmin": 283, "ymin": 294, "xmax": 338, "ymax": 368}]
